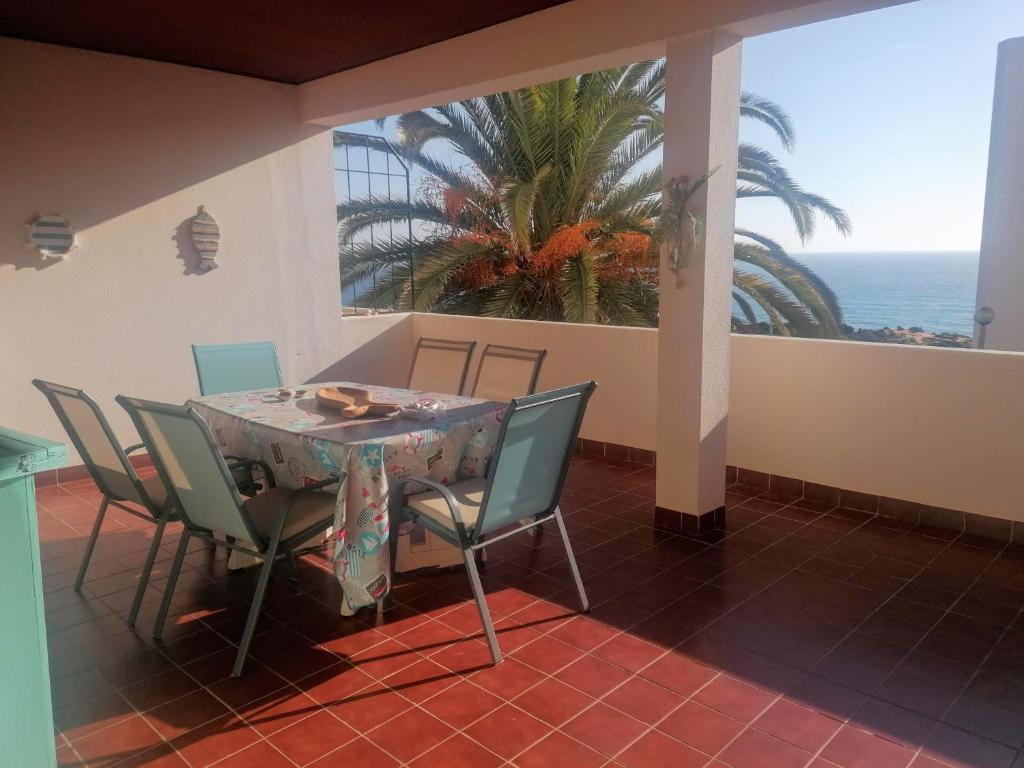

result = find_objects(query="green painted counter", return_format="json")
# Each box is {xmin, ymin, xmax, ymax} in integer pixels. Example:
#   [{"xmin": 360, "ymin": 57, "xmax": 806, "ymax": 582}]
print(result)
[{"xmin": 0, "ymin": 428, "xmax": 67, "ymax": 768}]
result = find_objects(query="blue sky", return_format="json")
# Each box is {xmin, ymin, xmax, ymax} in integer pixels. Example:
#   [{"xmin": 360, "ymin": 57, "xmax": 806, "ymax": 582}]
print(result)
[
  {"xmin": 342, "ymin": 0, "xmax": 1024, "ymax": 255},
  {"xmin": 739, "ymin": 0, "xmax": 1024, "ymax": 253}
]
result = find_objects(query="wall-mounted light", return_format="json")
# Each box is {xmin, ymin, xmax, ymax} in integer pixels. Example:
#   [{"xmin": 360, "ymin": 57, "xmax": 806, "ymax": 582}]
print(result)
[
  {"xmin": 974, "ymin": 306, "xmax": 995, "ymax": 349},
  {"xmin": 25, "ymin": 214, "xmax": 76, "ymax": 261}
]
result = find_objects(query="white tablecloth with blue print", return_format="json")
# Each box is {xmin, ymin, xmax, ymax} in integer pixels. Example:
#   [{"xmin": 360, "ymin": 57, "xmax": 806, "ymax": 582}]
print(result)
[{"xmin": 188, "ymin": 383, "xmax": 504, "ymax": 615}]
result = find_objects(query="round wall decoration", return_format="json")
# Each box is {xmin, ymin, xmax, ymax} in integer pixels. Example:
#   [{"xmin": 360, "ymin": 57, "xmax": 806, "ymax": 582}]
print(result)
[
  {"xmin": 26, "ymin": 214, "xmax": 76, "ymax": 260},
  {"xmin": 190, "ymin": 206, "xmax": 220, "ymax": 272}
]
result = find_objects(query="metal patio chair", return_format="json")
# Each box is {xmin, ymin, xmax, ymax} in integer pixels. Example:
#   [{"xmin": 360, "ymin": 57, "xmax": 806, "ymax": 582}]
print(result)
[
  {"xmin": 192, "ymin": 341, "xmax": 283, "ymax": 396},
  {"xmin": 390, "ymin": 381, "xmax": 596, "ymax": 664},
  {"xmin": 117, "ymin": 395, "xmax": 340, "ymax": 677},
  {"xmin": 470, "ymin": 344, "xmax": 547, "ymax": 401},
  {"xmin": 407, "ymin": 337, "xmax": 476, "ymax": 395},
  {"xmin": 192, "ymin": 341, "xmax": 283, "ymax": 494},
  {"xmin": 32, "ymin": 380, "xmax": 178, "ymax": 627}
]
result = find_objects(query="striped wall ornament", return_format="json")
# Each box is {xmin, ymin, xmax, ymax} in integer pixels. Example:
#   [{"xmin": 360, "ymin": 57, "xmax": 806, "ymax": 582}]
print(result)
[
  {"xmin": 190, "ymin": 206, "xmax": 220, "ymax": 272},
  {"xmin": 25, "ymin": 214, "xmax": 76, "ymax": 260}
]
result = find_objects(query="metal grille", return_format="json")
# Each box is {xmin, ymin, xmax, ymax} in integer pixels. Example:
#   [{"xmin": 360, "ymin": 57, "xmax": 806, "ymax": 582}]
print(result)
[{"xmin": 334, "ymin": 130, "xmax": 415, "ymax": 314}]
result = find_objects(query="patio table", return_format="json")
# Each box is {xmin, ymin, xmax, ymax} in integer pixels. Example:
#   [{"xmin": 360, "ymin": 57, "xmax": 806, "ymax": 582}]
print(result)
[{"xmin": 188, "ymin": 383, "xmax": 504, "ymax": 615}]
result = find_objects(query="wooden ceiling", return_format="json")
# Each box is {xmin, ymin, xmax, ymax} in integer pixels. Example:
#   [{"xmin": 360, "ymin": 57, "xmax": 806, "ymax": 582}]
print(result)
[{"xmin": 0, "ymin": 0, "xmax": 572, "ymax": 84}]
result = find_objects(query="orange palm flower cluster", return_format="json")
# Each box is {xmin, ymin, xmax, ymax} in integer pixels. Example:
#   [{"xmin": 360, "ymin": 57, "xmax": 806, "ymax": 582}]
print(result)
[{"xmin": 530, "ymin": 221, "xmax": 599, "ymax": 275}]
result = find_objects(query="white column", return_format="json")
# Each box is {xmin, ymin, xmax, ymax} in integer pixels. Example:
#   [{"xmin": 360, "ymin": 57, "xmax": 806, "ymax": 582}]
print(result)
[
  {"xmin": 975, "ymin": 36, "xmax": 1024, "ymax": 352},
  {"xmin": 655, "ymin": 31, "xmax": 742, "ymax": 534}
]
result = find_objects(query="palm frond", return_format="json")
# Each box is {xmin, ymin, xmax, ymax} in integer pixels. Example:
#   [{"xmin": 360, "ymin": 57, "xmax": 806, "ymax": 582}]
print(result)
[{"xmin": 740, "ymin": 92, "xmax": 795, "ymax": 151}]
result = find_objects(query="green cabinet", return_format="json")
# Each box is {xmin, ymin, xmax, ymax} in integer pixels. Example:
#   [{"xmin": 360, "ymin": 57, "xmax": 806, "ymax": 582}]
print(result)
[{"xmin": 0, "ymin": 428, "xmax": 67, "ymax": 768}]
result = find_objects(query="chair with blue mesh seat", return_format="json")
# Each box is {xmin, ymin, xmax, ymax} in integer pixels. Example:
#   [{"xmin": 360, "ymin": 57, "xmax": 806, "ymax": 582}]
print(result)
[
  {"xmin": 32, "ymin": 380, "xmax": 191, "ymax": 627},
  {"xmin": 117, "ymin": 395, "xmax": 340, "ymax": 677},
  {"xmin": 192, "ymin": 341, "xmax": 282, "ymax": 495},
  {"xmin": 192, "ymin": 341, "xmax": 282, "ymax": 396},
  {"xmin": 389, "ymin": 381, "xmax": 596, "ymax": 664}
]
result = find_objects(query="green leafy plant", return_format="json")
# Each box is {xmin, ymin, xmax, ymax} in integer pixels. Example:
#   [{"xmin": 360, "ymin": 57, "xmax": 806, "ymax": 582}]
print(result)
[{"xmin": 339, "ymin": 61, "xmax": 850, "ymax": 335}]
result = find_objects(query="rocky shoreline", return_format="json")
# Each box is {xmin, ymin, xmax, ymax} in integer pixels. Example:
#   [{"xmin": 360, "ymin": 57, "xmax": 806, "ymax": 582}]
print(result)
[
  {"xmin": 741, "ymin": 322, "xmax": 973, "ymax": 347},
  {"xmin": 842, "ymin": 325, "xmax": 972, "ymax": 348}
]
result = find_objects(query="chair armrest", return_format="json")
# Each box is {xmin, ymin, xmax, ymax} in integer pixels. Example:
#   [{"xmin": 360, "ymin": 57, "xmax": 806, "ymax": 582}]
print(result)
[
  {"xmin": 393, "ymin": 476, "xmax": 468, "ymax": 530},
  {"xmin": 224, "ymin": 456, "xmax": 277, "ymax": 488},
  {"xmin": 124, "ymin": 443, "xmax": 146, "ymax": 455}
]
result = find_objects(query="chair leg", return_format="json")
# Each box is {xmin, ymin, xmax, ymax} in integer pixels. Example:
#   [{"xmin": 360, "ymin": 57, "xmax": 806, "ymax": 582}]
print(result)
[
  {"xmin": 287, "ymin": 551, "xmax": 299, "ymax": 582},
  {"xmin": 232, "ymin": 540, "xmax": 281, "ymax": 677},
  {"xmin": 554, "ymin": 507, "xmax": 589, "ymax": 613},
  {"xmin": 74, "ymin": 496, "xmax": 110, "ymax": 592},
  {"xmin": 127, "ymin": 513, "xmax": 169, "ymax": 627},
  {"xmin": 463, "ymin": 547, "xmax": 501, "ymax": 664},
  {"xmin": 154, "ymin": 532, "xmax": 190, "ymax": 641}
]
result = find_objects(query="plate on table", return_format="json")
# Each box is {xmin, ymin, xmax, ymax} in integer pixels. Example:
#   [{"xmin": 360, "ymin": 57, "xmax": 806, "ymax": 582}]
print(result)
[{"xmin": 315, "ymin": 386, "xmax": 401, "ymax": 419}]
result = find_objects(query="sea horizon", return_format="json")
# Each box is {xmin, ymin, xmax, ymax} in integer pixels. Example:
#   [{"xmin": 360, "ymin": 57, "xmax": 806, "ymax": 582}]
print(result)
[{"xmin": 790, "ymin": 249, "xmax": 979, "ymax": 336}]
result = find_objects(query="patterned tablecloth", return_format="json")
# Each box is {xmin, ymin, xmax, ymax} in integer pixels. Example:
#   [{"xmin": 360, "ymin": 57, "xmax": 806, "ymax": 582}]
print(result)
[{"xmin": 188, "ymin": 383, "xmax": 504, "ymax": 615}]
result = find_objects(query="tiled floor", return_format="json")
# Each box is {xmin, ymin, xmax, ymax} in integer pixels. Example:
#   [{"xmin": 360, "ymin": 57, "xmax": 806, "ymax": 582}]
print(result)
[{"xmin": 39, "ymin": 457, "xmax": 1024, "ymax": 768}]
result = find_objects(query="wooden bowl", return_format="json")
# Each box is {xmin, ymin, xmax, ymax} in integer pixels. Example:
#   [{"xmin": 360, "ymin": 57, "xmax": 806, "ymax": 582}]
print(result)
[{"xmin": 315, "ymin": 386, "xmax": 400, "ymax": 419}]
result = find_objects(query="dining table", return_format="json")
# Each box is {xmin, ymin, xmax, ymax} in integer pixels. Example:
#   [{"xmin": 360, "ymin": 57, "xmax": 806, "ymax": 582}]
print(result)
[{"xmin": 188, "ymin": 382, "xmax": 506, "ymax": 615}]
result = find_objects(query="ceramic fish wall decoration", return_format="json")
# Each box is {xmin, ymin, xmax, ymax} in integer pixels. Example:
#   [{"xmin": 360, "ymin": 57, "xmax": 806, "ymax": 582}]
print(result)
[
  {"xmin": 26, "ymin": 214, "xmax": 76, "ymax": 261},
  {"xmin": 190, "ymin": 206, "xmax": 220, "ymax": 272}
]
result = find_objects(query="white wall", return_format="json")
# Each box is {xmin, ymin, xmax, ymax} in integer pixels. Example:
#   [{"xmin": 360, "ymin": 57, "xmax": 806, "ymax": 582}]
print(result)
[
  {"xmin": 334, "ymin": 314, "xmax": 1024, "ymax": 522},
  {"xmin": 0, "ymin": 39, "xmax": 339, "ymax": 457},
  {"xmin": 729, "ymin": 335, "xmax": 1024, "ymax": 521},
  {"xmin": 975, "ymin": 36, "xmax": 1024, "ymax": 352}
]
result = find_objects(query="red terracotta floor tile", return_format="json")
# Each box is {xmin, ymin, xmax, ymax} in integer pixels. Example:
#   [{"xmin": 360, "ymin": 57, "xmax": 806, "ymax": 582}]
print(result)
[
  {"xmin": 548, "ymin": 615, "xmax": 621, "ymax": 651},
  {"xmin": 367, "ymin": 707, "xmax": 455, "ymax": 763},
  {"xmin": 555, "ymin": 654, "xmax": 633, "ymax": 698},
  {"xmin": 330, "ymin": 682, "xmax": 412, "ymax": 731},
  {"xmin": 511, "ymin": 634, "xmax": 584, "ymax": 674},
  {"xmin": 564, "ymin": 701, "xmax": 649, "ymax": 757},
  {"xmin": 41, "ymin": 462, "xmax": 1023, "ymax": 768},
  {"xmin": 821, "ymin": 725, "xmax": 917, "ymax": 768},
  {"xmin": 512, "ymin": 730, "xmax": 606, "ymax": 768},
  {"xmin": 55, "ymin": 691, "xmax": 136, "ymax": 743},
  {"xmin": 602, "ymin": 676, "xmax": 683, "ymax": 724},
  {"xmin": 754, "ymin": 697, "xmax": 843, "ymax": 753},
  {"xmin": 922, "ymin": 723, "xmax": 1019, "ymax": 768},
  {"xmin": 307, "ymin": 736, "xmax": 400, "ymax": 768},
  {"xmin": 421, "ymin": 680, "xmax": 504, "ymax": 729},
  {"xmin": 234, "ymin": 687, "xmax": 322, "ymax": 737},
  {"xmin": 693, "ymin": 675, "xmax": 777, "ymax": 723},
  {"xmin": 657, "ymin": 699, "xmax": 744, "ymax": 755},
  {"xmin": 170, "ymin": 714, "xmax": 260, "ymax": 768},
  {"xmin": 115, "ymin": 742, "xmax": 191, "ymax": 767},
  {"xmin": 639, "ymin": 652, "xmax": 717, "ymax": 696},
  {"xmin": 513, "ymin": 677, "xmax": 595, "ymax": 726},
  {"xmin": 382, "ymin": 657, "xmax": 459, "ymax": 702},
  {"xmin": 211, "ymin": 740, "xmax": 294, "ymax": 768},
  {"xmin": 592, "ymin": 632, "xmax": 664, "ymax": 673},
  {"xmin": 72, "ymin": 714, "xmax": 164, "ymax": 765},
  {"xmin": 143, "ymin": 688, "xmax": 229, "ymax": 739},
  {"xmin": 472, "ymin": 657, "xmax": 546, "ymax": 699},
  {"xmin": 720, "ymin": 727, "xmax": 815, "ymax": 768},
  {"xmin": 409, "ymin": 733, "xmax": 505, "ymax": 768},
  {"xmin": 616, "ymin": 729, "xmax": 708, "ymax": 768},
  {"xmin": 268, "ymin": 709, "xmax": 357, "ymax": 766},
  {"xmin": 464, "ymin": 703, "xmax": 552, "ymax": 759}
]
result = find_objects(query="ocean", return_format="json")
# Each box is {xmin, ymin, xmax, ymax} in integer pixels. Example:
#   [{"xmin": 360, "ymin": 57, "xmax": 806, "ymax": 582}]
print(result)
[{"xmin": 795, "ymin": 251, "xmax": 980, "ymax": 336}]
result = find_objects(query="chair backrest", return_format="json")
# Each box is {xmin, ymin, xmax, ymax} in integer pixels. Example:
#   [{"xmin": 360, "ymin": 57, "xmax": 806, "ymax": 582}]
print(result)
[
  {"xmin": 32, "ymin": 379, "xmax": 153, "ymax": 507},
  {"xmin": 192, "ymin": 341, "xmax": 282, "ymax": 396},
  {"xmin": 407, "ymin": 337, "xmax": 476, "ymax": 395},
  {"xmin": 117, "ymin": 395, "xmax": 261, "ymax": 545},
  {"xmin": 471, "ymin": 345, "xmax": 547, "ymax": 402},
  {"xmin": 475, "ymin": 382, "xmax": 596, "ymax": 539}
]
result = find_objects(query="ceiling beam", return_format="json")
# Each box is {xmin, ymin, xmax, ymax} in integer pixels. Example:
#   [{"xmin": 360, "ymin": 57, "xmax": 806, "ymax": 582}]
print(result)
[{"xmin": 298, "ymin": 0, "xmax": 914, "ymax": 126}]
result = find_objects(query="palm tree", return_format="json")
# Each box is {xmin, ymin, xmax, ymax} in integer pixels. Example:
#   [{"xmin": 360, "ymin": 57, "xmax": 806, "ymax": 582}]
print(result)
[{"xmin": 338, "ymin": 60, "xmax": 850, "ymax": 335}]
